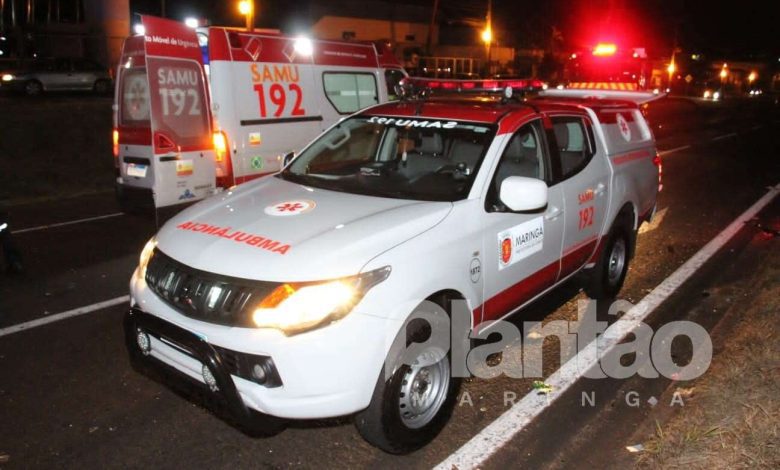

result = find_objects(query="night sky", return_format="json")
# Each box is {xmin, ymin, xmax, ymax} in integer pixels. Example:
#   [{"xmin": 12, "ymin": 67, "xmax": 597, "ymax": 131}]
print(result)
[{"xmin": 129, "ymin": 0, "xmax": 779, "ymax": 59}]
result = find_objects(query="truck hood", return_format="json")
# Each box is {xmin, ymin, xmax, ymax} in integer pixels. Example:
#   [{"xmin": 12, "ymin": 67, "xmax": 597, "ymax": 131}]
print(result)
[{"xmin": 156, "ymin": 176, "xmax": 452, "ymax": 281}]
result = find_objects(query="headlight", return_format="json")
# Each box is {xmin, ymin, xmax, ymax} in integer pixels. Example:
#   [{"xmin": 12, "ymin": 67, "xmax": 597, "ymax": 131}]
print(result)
[
  {"xmin": 138, "ymin": 236, "xmax": 157, "ymax": 277},
  {"xmin": 252, "ymin": 266, "xmax": 391, "ymax": 335},
  {"xmin": 1, "ymin": 74, "xmax": 13, "ymax": 82}
]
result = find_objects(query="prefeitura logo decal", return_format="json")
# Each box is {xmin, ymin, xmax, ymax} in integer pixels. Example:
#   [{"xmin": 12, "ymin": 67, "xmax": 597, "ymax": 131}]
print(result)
[
  {"xmin": 497, "ymin": 217, "xmax": 544, "ymax": 270},
  {"xmin": 265, "ymin": 200, "xmax": 316, "ymax": 216}
]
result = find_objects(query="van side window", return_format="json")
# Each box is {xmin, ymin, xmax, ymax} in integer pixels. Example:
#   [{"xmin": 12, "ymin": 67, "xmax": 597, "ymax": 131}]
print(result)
[
  {"xmin": 487, "ymin": 120, "xmax": 548, "ymax": 212},
  {"xmin": 551, "ymin": 116, "xmax": 593, "ymax": 179},
  {"xmin": 323, "ymin": 72, "xmax": 379, "ymax": 114}
]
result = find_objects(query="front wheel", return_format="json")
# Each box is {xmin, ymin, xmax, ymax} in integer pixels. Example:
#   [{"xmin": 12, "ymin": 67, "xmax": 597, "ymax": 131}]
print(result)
[
  {"xmin": 585, "ymin": 225, "xmax": 631, "ymax": 299},
  {"xmin": 354, "ymin": 317, "xmax": 460, "ymax": 454}
]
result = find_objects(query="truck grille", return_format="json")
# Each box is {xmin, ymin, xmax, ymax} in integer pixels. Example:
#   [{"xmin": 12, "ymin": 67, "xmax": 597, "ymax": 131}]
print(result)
[{"xmin": 144, "ymin": 249, "xmax": 277, "ymax": 327}]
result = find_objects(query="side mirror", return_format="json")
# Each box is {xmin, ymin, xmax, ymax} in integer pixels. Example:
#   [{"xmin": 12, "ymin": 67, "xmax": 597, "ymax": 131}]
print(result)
[
  {"xmin": 499, "ymin": 176, "xmax": 548, "ymax": 212},
  {"xmin": 282, "ymin": 151, "xmax": 295, "ymax": 167}
]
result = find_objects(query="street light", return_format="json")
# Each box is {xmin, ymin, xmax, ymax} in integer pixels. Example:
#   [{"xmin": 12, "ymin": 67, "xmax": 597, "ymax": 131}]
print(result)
[
  {"xmin": 748, "ymin": 71, "xmax": 757, "ymax": 84},
  {"xmin": 238, "ymin": 1, "xmax": 254, "ymax": 31},
  {"xmin": 481, "ymin": 26, "xmax": 492, "ymax": 44}
]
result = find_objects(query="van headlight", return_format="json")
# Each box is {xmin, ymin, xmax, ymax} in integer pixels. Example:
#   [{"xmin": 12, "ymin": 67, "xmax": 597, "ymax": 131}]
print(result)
[
  {"xmin": 252, "ymin": 266, "xmax": 391, "ymax": 335},
  {"xmin": 138, "ymin": 236, "xmax": 157, "ymax": 277}
]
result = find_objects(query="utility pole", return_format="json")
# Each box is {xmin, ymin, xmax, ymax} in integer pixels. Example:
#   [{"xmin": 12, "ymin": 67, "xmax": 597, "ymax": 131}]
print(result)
[
  {"xmin": 426, "ymin": 0, "xmax": 439, "ymax": 56},
  {"xmin": 161, "ymin": 0, "xmax": 166, "ymax": 18}
]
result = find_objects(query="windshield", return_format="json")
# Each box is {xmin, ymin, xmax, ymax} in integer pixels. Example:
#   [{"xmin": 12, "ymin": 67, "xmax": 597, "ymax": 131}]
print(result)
[{"xmin": 279, "ymin": 116, "xmax": 495, "ymax": 201}]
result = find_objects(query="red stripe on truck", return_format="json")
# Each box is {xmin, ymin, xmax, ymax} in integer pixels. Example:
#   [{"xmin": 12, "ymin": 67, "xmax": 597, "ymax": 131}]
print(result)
[{"xmin": 474, "ymin": 237, "xmax": 599, "ymax": 325}]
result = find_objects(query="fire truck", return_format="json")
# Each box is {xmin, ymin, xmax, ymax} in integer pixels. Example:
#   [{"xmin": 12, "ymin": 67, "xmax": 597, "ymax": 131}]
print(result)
[
  {"xmin": 113, "ymin": 16, "xmax": 406, "ymax": 211},
  {"xmin": 564, "ymin": 43, "xmax": 650, "ymax": 91}
]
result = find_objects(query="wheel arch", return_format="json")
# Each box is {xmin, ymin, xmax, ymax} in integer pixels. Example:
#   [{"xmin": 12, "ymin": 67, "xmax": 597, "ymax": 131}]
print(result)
[{"xmin": 612, "ymin": 201, "xmax": 638, "ymax": 259}]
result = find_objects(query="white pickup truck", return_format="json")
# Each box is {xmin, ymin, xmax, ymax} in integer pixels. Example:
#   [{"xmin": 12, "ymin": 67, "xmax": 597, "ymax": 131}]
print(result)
[{"xmin": 125, "ymin": 81, "xmax": 661, "ymax": 453}]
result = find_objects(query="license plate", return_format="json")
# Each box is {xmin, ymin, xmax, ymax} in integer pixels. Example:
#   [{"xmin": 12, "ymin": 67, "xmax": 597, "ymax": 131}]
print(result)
[{"xmin": 127, "ymin": 163, "xmax": 148, "ymax": 178}]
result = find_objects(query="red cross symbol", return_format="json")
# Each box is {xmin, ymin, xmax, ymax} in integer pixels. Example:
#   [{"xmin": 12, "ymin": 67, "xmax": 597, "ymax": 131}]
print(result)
[
  {"xmin": 129, "ymin": 81, "xmax": 147, "ymax": 114},
  {"xmin": 277, "ymin": 202, "xmax": 304, "ymax": 212}
]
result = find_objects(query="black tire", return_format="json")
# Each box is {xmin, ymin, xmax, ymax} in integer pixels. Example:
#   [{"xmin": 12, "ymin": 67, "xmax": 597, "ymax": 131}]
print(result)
[
  {"xmin": 354, "ymin": 303, "xmax": 461, "ymax": 454},
  {"xmin": 585, "ymin": 222, "xmax": 632, "ymax": 299},
  {"xmin": 24, "ymin": 80, "xmax": 43, "ymax": 96},
  {"xmin": 94, "ymin": 79, "xmax": 111, "ymax": 95}
]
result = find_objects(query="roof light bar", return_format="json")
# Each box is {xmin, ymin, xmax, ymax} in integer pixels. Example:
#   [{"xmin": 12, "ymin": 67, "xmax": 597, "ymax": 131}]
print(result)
[{"xmin": 402, "ymin": 77, "xmax": 546, "ymax": 96}]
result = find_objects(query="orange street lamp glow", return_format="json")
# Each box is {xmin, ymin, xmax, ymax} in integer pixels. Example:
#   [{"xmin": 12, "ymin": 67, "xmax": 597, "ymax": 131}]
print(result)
[
  {"xmin": 667, "ymin": 62, "xmax": 676, "ymax": 75},
  {"xmin": 748, "ymin": 71, "xmax": 757, "ymax": 83},
  {"xmin": 481, "ymin": 26, "xmax": 492, "ymax": 44},
  {"xmin": 238, "ymin": 0, "xmax": 252, "ymax": 15},
  {"xmin": 719, "ymin": 68, "xmax": 727, "ymax": 79}
]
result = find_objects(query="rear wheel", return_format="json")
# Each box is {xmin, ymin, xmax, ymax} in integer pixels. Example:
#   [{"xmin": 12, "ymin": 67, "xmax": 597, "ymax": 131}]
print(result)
[
  {"xmin": 586, "ymin": 223, "xmax": 631, "ymax": 299},
  {"xmin": 354, "ymin": 304, "xmax": 460, "ymax": 454},
  {"xmin": 24, "ymin": 80, "xmax": 43, "ymax": 96}
]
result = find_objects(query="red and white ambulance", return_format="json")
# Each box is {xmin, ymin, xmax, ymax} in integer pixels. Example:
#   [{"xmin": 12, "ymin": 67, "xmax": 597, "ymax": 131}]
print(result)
[{"xmin": 113, "ymin": 16, "xmax": 406, "ymax": 211}]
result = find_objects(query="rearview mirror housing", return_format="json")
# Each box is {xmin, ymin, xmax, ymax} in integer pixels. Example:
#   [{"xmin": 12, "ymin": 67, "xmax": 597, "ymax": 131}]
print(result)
[
  {"xmin": 283, "ymin": 151, "xmax": 295, "ymax": 167},
  {"xmin": 499, "ymin": 176, "xmax": 548, "ymax": 212}
]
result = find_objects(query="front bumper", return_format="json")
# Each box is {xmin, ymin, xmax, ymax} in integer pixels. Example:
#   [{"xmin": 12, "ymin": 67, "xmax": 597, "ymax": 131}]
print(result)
[
  {"xmin": 128, "ymin": 268, "xmax": 400, "ymax": 420},
  {"xmin": 125, "ymin": 308, "xmax": 277, "ymax": 428}
]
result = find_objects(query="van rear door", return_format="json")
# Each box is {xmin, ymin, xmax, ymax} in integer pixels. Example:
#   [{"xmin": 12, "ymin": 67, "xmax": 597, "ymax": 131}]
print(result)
[
  {"xmin": 142, "ymin": 15, "xmax": 215, "ymax": 208},
  {"xmin": 116, "ymin": 16, "xmax": 215, "ymax": 210},
  {"xmin": 115, "ymin": 35, "xmax": 155, "ymax": 210}
]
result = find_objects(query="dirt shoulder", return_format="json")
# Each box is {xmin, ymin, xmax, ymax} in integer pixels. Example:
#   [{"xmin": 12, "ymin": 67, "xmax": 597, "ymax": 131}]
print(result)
[{"xmin": 632, "ymin": 236, "xmax": 780, "ymax": 469}]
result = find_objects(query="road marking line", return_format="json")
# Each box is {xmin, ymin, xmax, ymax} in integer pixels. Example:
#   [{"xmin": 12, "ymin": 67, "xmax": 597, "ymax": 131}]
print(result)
[
  {"xmin": 712, "ymin": 132, "xmax": 738, "ymax": 141},
  {"xmin": 15, "ymin": 213, "xmax": 124, "ymax": 234},
  {"xmin": 0, "ymin": 296, "xmax": 129, "ymax": 338},
  {"xmin": 658, "ymin": 145, "xmax": 691, "ymax": 156},
  {"xmin": 436, "ymin": 183, "xmax": 780, "ymax": 470}
]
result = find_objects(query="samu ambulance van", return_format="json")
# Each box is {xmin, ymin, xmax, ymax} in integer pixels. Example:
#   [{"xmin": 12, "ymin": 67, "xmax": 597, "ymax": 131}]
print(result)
[{"xmin": 113, "ymin": 16, "xmax": 406, "ymax": 212}]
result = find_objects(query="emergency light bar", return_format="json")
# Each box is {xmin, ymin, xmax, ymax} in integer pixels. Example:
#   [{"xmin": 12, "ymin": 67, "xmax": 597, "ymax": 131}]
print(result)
[{"xmin": 402, "ymin": 77, "xmax": 546, "ymax": 94}]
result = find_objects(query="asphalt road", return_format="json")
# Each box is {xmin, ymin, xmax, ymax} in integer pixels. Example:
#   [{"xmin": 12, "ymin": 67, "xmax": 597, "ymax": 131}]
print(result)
[{"xmin": 0, "ymin": 97, "xmax": 778, "ymax": 469}]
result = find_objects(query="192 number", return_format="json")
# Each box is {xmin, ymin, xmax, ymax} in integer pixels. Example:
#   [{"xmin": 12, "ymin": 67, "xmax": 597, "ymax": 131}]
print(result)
[
  {"xmin": 158, "ymin": 87, "xmax": 201, "ymax": 116},
  {"xmin": 578, "ymin": 206, "xmax": 595, "ymax": 230},
  {"xmin": 253, "ymin": 83, "xmax": 305, "ymax": 118}
]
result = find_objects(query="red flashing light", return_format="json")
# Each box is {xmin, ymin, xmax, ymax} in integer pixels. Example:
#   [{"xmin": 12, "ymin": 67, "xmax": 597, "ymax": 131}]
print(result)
[
  {"xmin": 482, "ymin": 80, "xmax": 499, "ymax": 89},
  {"xmin": 441, "ymin": 82, "xmax": 457, "ymax": 90},
  {"xmin": 427, "ymin": 81, "xmax": 441, "ymax": 88},
  {"xmin": 593, "ymin": 43, "xmax": 617, "ymax": 56},
  {"xmin": 653, "ymin": 152, "xmax": 663, "ymax": 192},
  {"xmin": 506, "ymin": 80, "xmax": 527, "ymax": 88}
]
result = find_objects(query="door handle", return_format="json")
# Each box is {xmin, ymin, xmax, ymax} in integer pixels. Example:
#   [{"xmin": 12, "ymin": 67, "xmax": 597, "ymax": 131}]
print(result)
[
  {"xmin": 545, "ymin": 206, "xmax": 563, "ymax": 220},
  {"xmin": 594, "ymin": 183, "xmax": 607, "ymax": 196}
]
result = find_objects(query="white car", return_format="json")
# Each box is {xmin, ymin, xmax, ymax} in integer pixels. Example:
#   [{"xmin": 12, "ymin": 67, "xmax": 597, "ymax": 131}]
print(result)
[{"xmin": 125, "ymin": 82, "xmax": 661, "ymax": 453}]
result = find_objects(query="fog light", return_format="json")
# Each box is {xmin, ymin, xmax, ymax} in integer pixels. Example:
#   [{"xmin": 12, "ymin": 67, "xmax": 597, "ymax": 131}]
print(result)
[
  {"xmin": 202, "ymin": 365, "xmax": 219, "ymax": 392},
  {"xmin": 252, "ymin": 363, "xmax": 267, "ymax": 383},
  {"xmin": 136, "ymin": 330, "xmax": 151, "ymax": 355}
]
